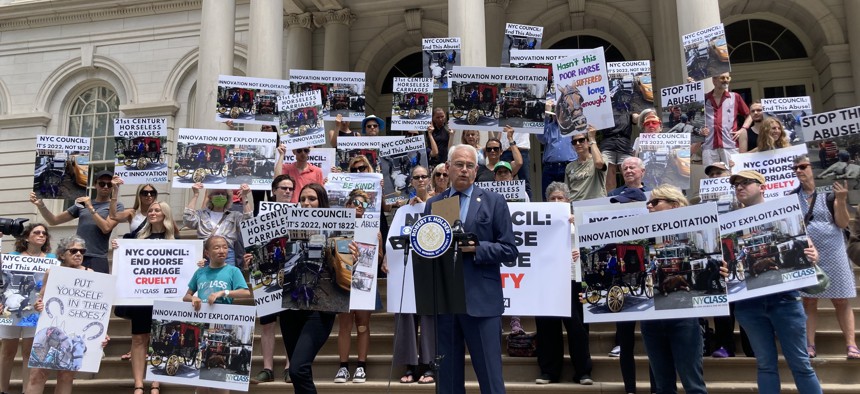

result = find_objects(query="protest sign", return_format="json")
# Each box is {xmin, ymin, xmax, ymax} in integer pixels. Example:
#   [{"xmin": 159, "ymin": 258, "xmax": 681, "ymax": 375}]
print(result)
[
  {"xmin": 731, "ymin": 144, "xmax": 808, "ymax": 199},
  {"xmin": 281, "ymin": 147, "xmax": 335, "ymax": 180},
  {"xmin": 762, "ymin": 96, "xmax": 812, "ymax": 144},
  {"xmin": 277, "ymin": 90, "xmax": 324, "ymax": 149},
  {"xmin": 112, "ymin": 240, "xmax": 203, "ymax": 305},
  {"xmin": 510, "ymin": 49, "xmax": 585, "ymax": 100},
  {"xmin": 349, "ymin": 218, "xmax": 381, "ymax": 310},
  {"xmin": 607, "ymin": 60, "xmax": 653, "ymax": 110},
  {"xmin": 571, "ymin": 193, "xmax": 651, "ymax": 209},
  {"xmin": 147, "ymin": 301, "xmax": 255, "ymax": 390},
  {"xmin": 215, "ymin": 75, "xmax": 289, "ymax": 126},
  {"xmin": 239, "ymin": 206, "xmax": 355, "ymax": 313},
  {"xmin": 112, "ymin": 118, "xmax": 168, "ymax": 184},
  {"xmin": 698, "ymin": 176, "xmax": 736, "ymax": 214},
  {"xmin": 660, "ymin": 81, "xmax": 706, "ymax": 132},
  {"xmin": 289, "ymin": 69, "xmax": 366, "ymax": 121},
  {"xmin": 32, "ymin": 135, "xmax": 90, "ymax": 202},
  {"xmin": 335, "ymin": 136, "xmax": 398, "ymax": 172},
  {"xmin": 475, "ymin": 180, "xmax": 529, "ymax": 202},
  {"xmin": 572, "ymin": 201, "xmax": 649, "ymax": 283},
  {"xmin": 552, "ymin": 47, "xmax": 614, "ymax": 135},
  {"xmin": 28, "ymin": 266, "xmax": 114, "ymax": 373},
  {"xmin": 0, "ymin": 254, "xmax": 58, "ymax": 327},
  {"xmin": 423, "ymin": 38, "xmax": 460, "ymax": 89},
  {"xmin": 719, "ymin": 196, "xmax": 816, "ymax": 302},
  {"xmin": 172, "ymin": 128, "xmax": 277, "ymax": 190},
  {"xmin": 682, "ymin": 23, "xmax": 730, "ymax": 81},
  {"xmin": 379, "ymin": 136, "xmax": 428, "ymax": 206},
  {"xmin": 447, "ymin": 66, "xmax": 548, "ymax": 133},
  {"xmin": 326, "ymin": 172, "xmax": 383, "ymax": 217},
  {"xmin": 799, "ymin": 106, "xmax": 860, "ymax": 203},
  {"xmin": 391, "ymin": 78, "xmax": 434, "ymax": 131},
  {"xmin": 638, "ymin": 133, "xmax": 692, "ymax": 190},
  {"xmin": 501, "ymin": 23, "xmax": 543, "ymax": 66},
  {"xmin": 384, "ymin": 202, "xmax": 572, "ymax": 317},
  {"xmin": 577, "ymin": 204, "xmax": 727, "ymax": 323}
]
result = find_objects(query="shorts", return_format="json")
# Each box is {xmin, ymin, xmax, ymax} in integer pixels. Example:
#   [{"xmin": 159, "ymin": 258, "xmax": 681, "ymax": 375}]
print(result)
[
  {"xmin": 115, "ymin": 305, "xmax": 154, "ymax": 335},
  {"xmin": 0, "ymin": 325, "xmax": 36, "ymax": 339},
  {"xmin": 702, "ymin": 148, "xmax": 738, "ymax": 166},
  {"xmin": 601, "ymin": 150, "xmax": 633, "ymax": 166},
  {"xmin": 260, "ymin": 312, "xmax": 279, "ymax": 325}
]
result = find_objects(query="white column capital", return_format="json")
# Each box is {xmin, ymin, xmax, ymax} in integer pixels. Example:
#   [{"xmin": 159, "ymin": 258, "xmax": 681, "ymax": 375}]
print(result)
[
  {"xmin": 313, "ymin": 8, "xmax": 355, "ymax": 28},
  {"xmin": 285, "ymin": 12, "xmax": 314, "ymax": 30},
  {"xmin": 484, "ymin": 0, "xmax": 510, "ymax": 8},
  {"xmin": 404, "ymin": 8, "xmax": 423, "ymax": 35}
]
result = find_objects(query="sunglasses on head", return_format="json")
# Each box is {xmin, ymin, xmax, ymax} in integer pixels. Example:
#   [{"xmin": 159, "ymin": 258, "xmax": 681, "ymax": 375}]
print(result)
[
  {"xmin": 792, "ymin": 163, "xmax": 811, "ymax": 171},
  {"xmin": 413, "ymin": 175, "xmax": 430, "ymax": 180},
  {"xmin": 350, "ymin": 165, "xmax": 369, "ymax": 173},
  {"xmin": 486, "ymin": 146, "xmax": 501, "ymax": 152},
  {"xmin": 139, "ymin": 190, "xmax": 157, "ymax": 197},
  {"xmin": 67, "ymin": 248, "xmax": 86, "ymax": 255},
  {"xmin": 572, "ymin": 138, "xmax": 587, "ymax": 145}
]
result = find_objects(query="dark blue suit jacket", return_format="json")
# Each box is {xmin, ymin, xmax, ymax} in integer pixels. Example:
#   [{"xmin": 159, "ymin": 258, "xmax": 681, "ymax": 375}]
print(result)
[{"xmin": 424, "ymin": 185, "xmax": 518, "ymax": 317}]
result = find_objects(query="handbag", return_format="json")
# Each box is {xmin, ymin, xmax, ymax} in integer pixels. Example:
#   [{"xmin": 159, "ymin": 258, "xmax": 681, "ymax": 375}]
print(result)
[
  {"xmin": 802, "ymin": 264, "xmax": 830, "ymax": 294},
  {"xmin": 506, "ymin": 331, "xmax": 537, "ymax": 357}
]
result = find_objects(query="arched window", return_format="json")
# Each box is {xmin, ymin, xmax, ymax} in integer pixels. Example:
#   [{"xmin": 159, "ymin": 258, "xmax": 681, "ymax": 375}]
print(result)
[
  {"xmin": 68, "ymin": 86, "xmax": 120, "ymax": 162},
  {"xmin": 549, "ymin": 35, "xmax": 625, "ymax": 62},
  {"xmin": 380, "ymin": 52, "xmax": 424, "ymax": 95},
  {"xmin": 724, "ymin": 19, "xmax": 807, "ymax": 63}
]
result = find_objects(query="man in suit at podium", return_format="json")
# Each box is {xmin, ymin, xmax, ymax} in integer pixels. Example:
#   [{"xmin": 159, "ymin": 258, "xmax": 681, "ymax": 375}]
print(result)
[{"xmin": 423, "ymin": 144, "xmax": 519, "ymax": 393}]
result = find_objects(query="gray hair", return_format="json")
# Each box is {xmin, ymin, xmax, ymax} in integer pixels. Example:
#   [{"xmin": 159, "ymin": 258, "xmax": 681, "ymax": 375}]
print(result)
[
  {"xmin": 623, "ymin": 156, "xmax": 645, "ymax": 170},
  {"xmin": 793, "ymin": 154, "xmax": 810, "ymax": 165},
  {"xmin": 447, "ymin": 144, "xmax": 479, "ymax": 164},
  {"xmin": 56, "ymin": 235, "xmax": 86, "ymax": 262},
  {"xmin": 545, "ymin": 182, "xmax": 570, "ymax": 199}
]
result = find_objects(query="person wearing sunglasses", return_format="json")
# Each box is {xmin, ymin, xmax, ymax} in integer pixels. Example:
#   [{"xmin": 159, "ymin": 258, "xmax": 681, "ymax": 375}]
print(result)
[
  {"xmin": 362, "ymin": 115, "xmax": 386, "ymax": 136},
  {"xmin": 29, "ymin": 169, "xmax": 122, "ymax": 274},
  {"xmin": 274, "ymin": 143, "xmax": 324, "ymax": 203},
  {"xmin": 109, "ymin": 177, "xmax": 163, "ymax": 237},
  {"xmin": 477, "ymin": 126, "xmax": 521, "ymax": 183},
  {"xmin": 789, "ymin": 155, "xmax": 857, "ymax": 360},
  {"xmin": 430, "ymin": 163, "xmax": 449, "ymax": 196},
  {"xmin": 631, "ymin": 109, "xmax": 662, "ymax": 157},
  {"xmin": 564, "ymin": 124, "xmax": 605, "ymax": 201},
  {"xmin": 737, "ymin": 101, "xmax": 764, "ymax": 153}
]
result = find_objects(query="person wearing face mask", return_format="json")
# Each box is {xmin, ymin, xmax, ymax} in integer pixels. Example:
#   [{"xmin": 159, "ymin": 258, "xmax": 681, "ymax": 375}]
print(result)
[
  {"xmin": 698, "ymin": 72, "xmax": 752, "ymax": 166},
  {"xmin": 184, "ymin": 183, "xmax": 253, "ymax": 267}
]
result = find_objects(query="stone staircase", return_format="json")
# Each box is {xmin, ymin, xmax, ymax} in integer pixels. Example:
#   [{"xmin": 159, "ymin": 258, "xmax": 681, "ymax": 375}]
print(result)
[{"xmin": 6, "ymin": 269, "xmax": 860, "ymax": 393}]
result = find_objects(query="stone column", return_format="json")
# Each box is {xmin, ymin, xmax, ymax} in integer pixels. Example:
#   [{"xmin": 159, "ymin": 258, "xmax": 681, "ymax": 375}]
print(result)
[
  {"xmin": 247, "ymin": 0, "xmax": 284, "ymax": 79},
  {"xmin": 675, "ymin": 0, "xmax": 721, "ymax": 91},
  {"xmin": 844, "ymin": 0, "xmax": 860, "ymax": 103},
  {"xmin": 449, "ymin": 0, "xmax": 486, "ymax": 67},
  {"xmin": 195, "ymin": 0, "xmax": 236, "ymax": 129},
  {"xmin": 484, "ymin": 0, "xmax": 509, "ymax": 67},
  {"xmin": 315, "ymin": 8, "xmax": 355, "ymax": 72},
  {"xmin": 285, "ymin": 13, "xmax": 314, "ymax": 73},
  {"xmin": 651, "ymin": 0, "xmax": 685, "ymax": 103}
]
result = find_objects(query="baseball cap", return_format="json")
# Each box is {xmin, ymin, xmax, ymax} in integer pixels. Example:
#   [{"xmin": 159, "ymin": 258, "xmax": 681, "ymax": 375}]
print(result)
[
  {"xmin": 729, "ymin": 170, "xmax": 765, "ymax": 186},
  {"xmin": 94, "ymin": 169, "xmax": 114, "ymax": 180},
  {"xmin": 705, "ymin": 162, "xmax": 729, "ymax": 176},
  {"xmin": 610, "ymin": 188, "xmax": 647, "ymax": 203},
  {"xmin": 493, "ymin": 161, "xmax": 513, "ymax": 172}
]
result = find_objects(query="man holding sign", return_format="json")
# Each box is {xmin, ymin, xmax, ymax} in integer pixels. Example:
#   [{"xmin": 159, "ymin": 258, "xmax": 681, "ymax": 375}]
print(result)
[{"xmin": 699, "ymin": 73, "xmax": 751, "ymax": 166}]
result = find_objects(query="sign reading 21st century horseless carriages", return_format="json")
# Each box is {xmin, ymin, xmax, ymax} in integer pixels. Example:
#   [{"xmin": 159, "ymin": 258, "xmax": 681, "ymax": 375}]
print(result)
[
  {"xmin": 422, "ymin": 37, "xmax": 460, "ymax": 89},
  {"xmin": 0, "ymin": 254, "xmax": 58, "ymax": 327},
  {"xmin": 391, "ymin": 78, "xmax": 434, "ymax": 131},
  {"xmin": 552, "ymin": 47, "xmax": 614, "ymax": 135},
  {"xmin": 277, "ymin": 90, "xmax": 325, "ymax": 150},
  {"xmin": 32, "ymin": 135, "xmax": 90, "ymax": 202},
  {"xmin": 447, "ymin": 66, "xmax": 548, "ymax": 133},
  {"xmin": 215, "ymin": 75, "xmax": 289, "ymax": 126},
  {"xmin": 113, "ymin": 118, "xmax": 168, "ymax": 184},
  {"xmin": 289, "ymin": 69, "xmax": 366, "ymax": 121},
  {"xmin": 172, "ymin": 128, "xmax": 277, "ymax": 190}
]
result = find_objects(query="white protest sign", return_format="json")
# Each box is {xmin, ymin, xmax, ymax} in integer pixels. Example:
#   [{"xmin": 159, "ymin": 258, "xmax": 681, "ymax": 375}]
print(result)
[
  {"xmin": 638, "ymin": 133, "xmax": 692, "ymax": 190},
  {"xmin": 172, "ymin": 128, "xmax": 277, "ymax": 190},
  {"xmin": 33, "ymin": 135, "xmax": 90, "ymax": 201},
  {"xmin": 719, "ymin": 196, "xmax": 817, "ymax": 302},
  {"xmin": 379, "ymin": 136, "xmax": 428, "ymax": 206},
  {"xmin": 392, "ymin": 78, "xmax": 434, "ymax": 131},
  {"xmin": 699, "ymin": 176, "xmax": 733, "ymax": 203},
  {"xmin": 112, "ymin": 240, "xmax": 203, "ymax": 305},
  {"xmin": 29, "ymin": 266, "xmax": 114, "ymax": 373},
  {"xmin": 350, "ymin": 218, "xmax": 381, "ymax": 311},
  {"xmin": 553, "ymin": 47, "xmax": 614, "ymax": 135},
  {"xmin": 731, "ymin": 144, "xmax": 808, "ymax": 199},
  {"xmin": 289, "ymin": 69, "xmax": 366, "ymax": 121},
  {"xmin": 215, "ymin": 75, "xmax": 290, "ymax": 126},
  {"xmin": 800, "ymin": 105, "xmax": 860, "ymax": 142},
  {"xmin": 148, "ymin": 301, "xmax": 255, "ymax": 390},
  {"xmin": 660, "ymin": 81, "xmax": 706, "ymax": 132},
  {"xmin": 113, "ymin": 118, "xmax": 169, "ymax": 184},
  {"xmin": 0, "ymin": 254, "xmax": 58, "ymax": 327},
  {"xmin": 682, "ymin": 23, "xmax": 730, "ymax": 81},
  {"xmin": 448, "ymin": 66, "xmax": 549, "ymax": 133},
  {"xmin": 510, "ymin": 49, "xmax": 585, "ymax": 100},
  {"xmin": 240, "ymin": 206, "xmax": 356, "ymax": 246},
  {"xmin": 385, "ymin": 204, "xmax": 425, "ymax": 314},
  {"xmin": 277, "ymin": 90, "xmax": 325, "ymax": 149},
  {"xmin": 281, "ymin": 147, "xmax": 335, "ymax": 180},
  {"xmin": 475, "ymin": 180, "xmax": 529, "ymax": 202},
  {"xmin": 423, "ymin": 38, "xmax": 460, "ymax": 89},
  {"xmin": 501, "ymin": 23, "xmax": 543, "ymax": 67},
  {"xmin": 326, "ymin": 172, "xmax": 384, "ymax": 217}
]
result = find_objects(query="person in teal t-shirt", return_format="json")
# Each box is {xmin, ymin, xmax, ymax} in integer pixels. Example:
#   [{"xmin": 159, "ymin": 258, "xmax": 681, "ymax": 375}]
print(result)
[{"xmin": 184, "ymin": 235, "xmax": 250, "ymax": 308}]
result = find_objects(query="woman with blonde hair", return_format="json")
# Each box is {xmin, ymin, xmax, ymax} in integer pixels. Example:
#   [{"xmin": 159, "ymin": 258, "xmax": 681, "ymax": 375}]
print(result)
[
  {"xmin": 461, "ymin": 130, "xmax": 485, "ymax": 166},
  {"xmin": 430, "ymin": 163, "xmax": 448, "ymax": 196},
  {"xmin": 750, "ymin": 117, "xmax": 790, "ymax": 152},
  {"xmin": 109, "ymin": 177, "xmax": 159, "ymax": 234}
]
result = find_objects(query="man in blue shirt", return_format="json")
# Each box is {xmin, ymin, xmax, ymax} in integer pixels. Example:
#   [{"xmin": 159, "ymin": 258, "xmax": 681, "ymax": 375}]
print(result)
[
  {"xmin": 607, "ymin": 157, "xmax": 649, "ymax": 197},
  {"xmin": 536, "ymin": 99, "xmax": 577, "ymax": 200}
]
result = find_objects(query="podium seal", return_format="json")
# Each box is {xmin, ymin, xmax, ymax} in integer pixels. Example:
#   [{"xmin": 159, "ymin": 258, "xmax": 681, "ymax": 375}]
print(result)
[{"xmin": 410, "ymin": 215, "xmax": 453, "ymax": 258}]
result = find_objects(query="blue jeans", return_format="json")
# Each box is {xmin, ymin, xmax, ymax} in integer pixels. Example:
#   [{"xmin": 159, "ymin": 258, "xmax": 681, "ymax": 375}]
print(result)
[
  {"xmin": 501, "ymin": 150, "xmax": 531, "ymax": 200},
  {"xmin": 734, "ymin": 291, "xmax": 822, "ymax": 394},
  {"xmin": 641, "ymin": 318, "xmax": 706, "ymax": 394}
]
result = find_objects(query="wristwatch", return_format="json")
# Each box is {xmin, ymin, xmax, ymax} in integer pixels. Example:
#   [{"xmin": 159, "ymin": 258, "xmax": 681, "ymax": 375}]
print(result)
[
  {"xmin": 588, "ymin": 140, "xmax": 595, "ymax": 146},
  {"xmin": 509, "ymin": 140, "xmax": 517, "ymax": 146},
  {"xmin": 224, "ymin": 290, "xmax": 231, "ymax": 297}
]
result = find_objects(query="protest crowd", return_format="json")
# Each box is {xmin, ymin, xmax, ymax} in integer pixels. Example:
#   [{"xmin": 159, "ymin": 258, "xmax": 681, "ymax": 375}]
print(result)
[{"xmin": 2, "ymin": 3, "xmax": 860, "ymax": 394}]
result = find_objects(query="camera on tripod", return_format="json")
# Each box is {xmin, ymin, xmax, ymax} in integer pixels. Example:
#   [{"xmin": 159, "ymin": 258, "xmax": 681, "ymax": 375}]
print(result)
[{"xmin": 0, "ymin": 218, "xmax": 29, "ymax": 237}]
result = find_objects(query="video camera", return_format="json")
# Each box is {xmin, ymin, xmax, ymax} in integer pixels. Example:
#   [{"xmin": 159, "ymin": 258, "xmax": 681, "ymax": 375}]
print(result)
[{"xmin": 0, "ymin": 218, "xmax": 29, "ymax": 237}]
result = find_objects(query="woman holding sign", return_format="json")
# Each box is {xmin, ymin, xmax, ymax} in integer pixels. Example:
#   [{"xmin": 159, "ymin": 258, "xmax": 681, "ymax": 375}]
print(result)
[
  {"xmin": 109, "ymin": 177, "xmax": 159, "ymax": 236},
  {"xmin": 0, "ymin": 224, "xmax": 56, "ymax": 394},
  {"xmin": 27, "ymin": 236, "xmax": 109, "ymax": 394},
  {"xmin": 112, "ymin": 201, "xmax": 177, "ymax": 394},
  {"xmin": 184, "ymin": 183, "xmax": 253, "ymax": 267},
  {"xmin": 476, "ymin": 126, "xmax": 522, "ymax": 182}
]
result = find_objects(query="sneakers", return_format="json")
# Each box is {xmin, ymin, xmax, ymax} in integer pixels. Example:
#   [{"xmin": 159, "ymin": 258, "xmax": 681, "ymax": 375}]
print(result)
[
  {"xmin": 608, "ymin": 345, "xmax": 621, "ymax": 357},
  {"xmin": 712, "ymin": 347, "xmax": 730, "ymax": 358},
  {"xmin": 579, "ymin": 374, "xmax": 594, "ymax": 385},
  {"xmin": 535, "ymin": 374, "xmax": 552, "ymax": 384},
  {"xmin": 334, "ymin": 367, "xmax": 350, "ymax": 383},
  {"xmin": 353, "ymin": 366, "xmax": 367, "ymax": 383},
  {"xmin": 252, "ymin": 368, "xmax": 274, "ymax": 384}
]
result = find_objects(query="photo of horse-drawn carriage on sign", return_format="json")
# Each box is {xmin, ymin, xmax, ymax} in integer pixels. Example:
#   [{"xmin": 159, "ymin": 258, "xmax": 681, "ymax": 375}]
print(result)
[
  {"xmin": 215, "ymin": 75, "xmax": 289, "ymax": 126},
  {"xmin": 577, "ymin": 203, "xmax": 727, "ymax": 323},
  {"xmin": 509, "ymin": 49, "xmax": 584, "ymax": 101},
  {"xmin": 148, "ymin": 301, "xmax": 255, "ymax": 391},
  {"xmin": 289, "ymin": 69, "xmax": 366, "ymax": 121},
  {"xmin": 637, "ymin": 133, "xmax": 692, "ymax": 190},
  {"xmin": 800, "ymin": 106, "xmax": 860, "ymax": 205},
  {"xmin": 447, "ymin": 66, "xmax": 548, "ymax": 133},
  {"xmin": 391, "ymin": 78, "xmax": 434, "ymax": 132},
  {"xmin": 112, "ymin": 118, "xmax": 168, "ymax": 184},
  {"xmin": 422, "ymin": 37, "xmax": 460, "ymax": 89},
  {"xmin": 277, "ymin": 90, "xmax": 324, "ymax": 149},
  {"xmin": 682, "ymin": 23, "xmax": 730, "ymax": 81},
  {"xmin": 32, "ymin": 135, "xmax": 90, "ymax": 204},
  {"xmin": 172, "ymin": 129, "xmax": 277, "ymax": 190},
  {"xmin": 501, "ymin": 23, "xmax": 543, "ymax": 67},
  {"xmin": 719, "ymin": 196, "xmax": 817, "ymax": 302},
  {"xmin": 0, "ymin": 254, "xmax": 58, "ymax": 327},
  {"xmin": 762, "ymin": 96, "xmax": 812, "ymax": 145},
  {"xmin": 606, "ymin": 60, "xmax": 653, "ymax": 111}
]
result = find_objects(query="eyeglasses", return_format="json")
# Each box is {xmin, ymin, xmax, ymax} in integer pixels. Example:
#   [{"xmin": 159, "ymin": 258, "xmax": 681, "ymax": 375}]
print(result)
[
  {"xmin": 435, "ymin": 173, "xmax": 448, "ymax": 178},
  {"xmin": 413, "ymin": 175, "xmax": 430, "ymax": 180},
  {"xmin": 572, "ymin": 138, "xmax": 587, "ymax": 145},
  {"xmin": 139, "ymin": 190, "xmax": 157, "ymax": 197},
  {"xmin": 350, "ymin": 165, "xmax": 369, "ymax": 173},
  {"xmin": 277, "ymin": 186, "xmax": 295, "ymax": 192},
  {"xmin": 295, "ymin": 148, "xmax": 310, "ymax": 154},
  {"xmin": 792, "ymin": 163, "xmax": 811, "ymax": 171},
  {"xmin": 31, "ymin": 230, "xmax": 47, "ymax": 236},
  {"xmin": 451, "ymin": 162, "xmax": 476, "ymax": 170},
  {"xmin": 365, "ymin": 124, "xmax": 379, "ymax": 129},
  {"xmin": 486, "ymin": 146, "xmax": 501, "ymax": 152},
  {"xmin": 348, "ymin": 199, "xmax": 370, "ymax": 208},
  {"xmin": 643, "ymin": 120, "xmax": 661, "ymax": 127},
  {"xmin": 733, "ymin": 179, "xmax": 760, "ymax": 188},
  {"xmin": 67, "ymin": 248, "xmax": 86, "ymax": 255},
  {"xmin": 97, "ymin": 182, "xmax": 112, "ymax": 188},
  {"xmin": 646, "ymin": 198, "xmax": 673, "ymax": 207}
]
